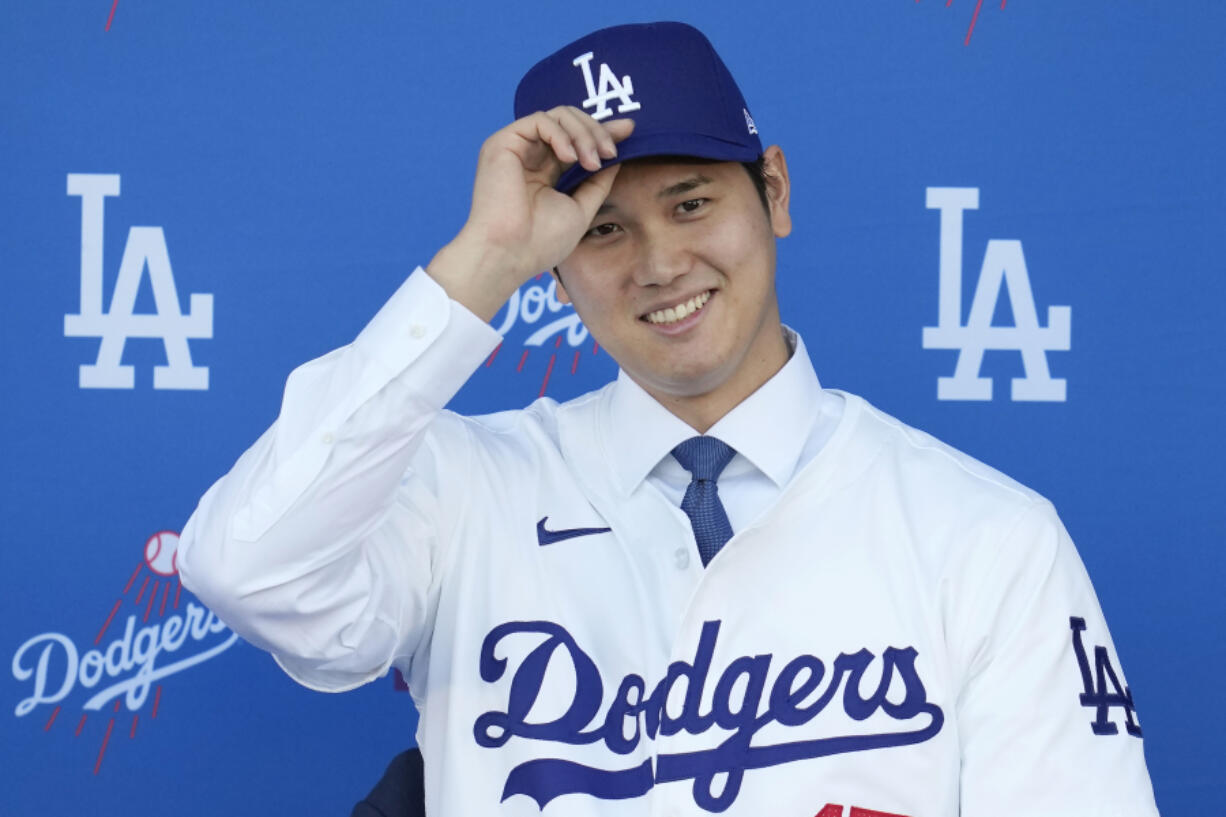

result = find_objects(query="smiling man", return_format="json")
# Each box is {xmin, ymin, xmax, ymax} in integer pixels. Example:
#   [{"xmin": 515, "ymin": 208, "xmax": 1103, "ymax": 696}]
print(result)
[
  {"xmin": 549, "ymin": 153, "xmax": 791, "ymax": 433},
  {"xmin": 179, "ymin": 22, "xmax": 1159, "ymax": 817}
]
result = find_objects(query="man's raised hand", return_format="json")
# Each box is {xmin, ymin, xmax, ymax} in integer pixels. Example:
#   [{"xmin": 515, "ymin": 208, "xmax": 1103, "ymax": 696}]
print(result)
[{"xmin": 427, "ymin": 107, "xmax": 635, "ymax": 321}]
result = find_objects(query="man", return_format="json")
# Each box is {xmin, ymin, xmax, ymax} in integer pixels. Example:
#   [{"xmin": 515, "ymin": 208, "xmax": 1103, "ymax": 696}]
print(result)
[{"xmin": 180, "ymin": 22, "xmax": 1159, "ymax": 816}]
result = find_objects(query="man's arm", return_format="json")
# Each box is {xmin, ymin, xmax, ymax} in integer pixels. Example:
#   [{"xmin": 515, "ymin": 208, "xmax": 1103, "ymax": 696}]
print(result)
[
  {"xmin": 955, "ymin": 503, "xmax": 1159, "ymax": 816},
  {"xmin": 176, "ymin": 108, "xmax": 633, "ymax": 691}
]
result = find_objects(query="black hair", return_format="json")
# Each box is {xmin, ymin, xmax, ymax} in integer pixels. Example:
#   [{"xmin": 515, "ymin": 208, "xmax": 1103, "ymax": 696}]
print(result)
[
  {"xmin": 740, "ymin": 154, "xmax": 770, "ymax": 212},
  {"xmin": 617, "ymin": 153, "xmax": 771, "ymax": 213}
]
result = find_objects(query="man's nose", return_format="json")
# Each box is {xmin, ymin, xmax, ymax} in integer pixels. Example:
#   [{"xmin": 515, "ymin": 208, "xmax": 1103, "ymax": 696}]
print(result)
[{"xmin": 633, "ymin": 232, "xmax": 691, "ymax": 288}]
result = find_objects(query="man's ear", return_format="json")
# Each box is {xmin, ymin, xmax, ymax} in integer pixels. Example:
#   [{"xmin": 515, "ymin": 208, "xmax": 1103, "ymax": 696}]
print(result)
[
  {"xmin": 762, "ymin": 145, "xmax": 792, "ymax": 239},
  {"xmin": 551, "ymin": 267, "xmax": 572, "ymax": 304}
]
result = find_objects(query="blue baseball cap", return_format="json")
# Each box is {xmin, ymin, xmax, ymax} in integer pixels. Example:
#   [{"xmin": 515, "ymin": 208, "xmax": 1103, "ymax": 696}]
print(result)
[{"xmin": 514, "ymin": 22, "xmax": 764, "ymax": 193}]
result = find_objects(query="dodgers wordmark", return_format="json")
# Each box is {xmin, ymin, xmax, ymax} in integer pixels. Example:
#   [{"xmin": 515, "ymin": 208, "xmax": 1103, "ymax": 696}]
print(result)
[{"xmin": 475, "ymin": 619, "xmax": 943, "ymax": 811}]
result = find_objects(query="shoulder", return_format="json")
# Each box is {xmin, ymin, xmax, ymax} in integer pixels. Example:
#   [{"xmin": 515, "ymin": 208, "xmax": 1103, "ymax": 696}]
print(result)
[
  {"xmin": 830, "ymin": 392, "xmax": 1066, "ymax": 583},
  {"xmin": 843, "ymin": 391, "xmax": 1047, "ymax": 513},
  {"xmin": 837, "ymin": 396, "xmax": 1083, "ymax": 668}
]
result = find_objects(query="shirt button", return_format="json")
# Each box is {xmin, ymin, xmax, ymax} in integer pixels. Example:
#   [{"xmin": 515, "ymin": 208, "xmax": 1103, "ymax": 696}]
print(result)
[
  {"xmin": 673, "ymin": 548, "xmax": 690, "ymax": 570},
  {"xmin": 321, "ymin": 432, "xmax": 335, "ymax": 445},
  {"xmin": 409, "ymin": 324, "xmax": 427, "ymax": 339}
]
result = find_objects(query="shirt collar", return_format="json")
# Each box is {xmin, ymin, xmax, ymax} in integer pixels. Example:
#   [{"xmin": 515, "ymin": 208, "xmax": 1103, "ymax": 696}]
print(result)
[{"xmin": 606, "ymin": 328, "xmax": 824, "ymax": 494}]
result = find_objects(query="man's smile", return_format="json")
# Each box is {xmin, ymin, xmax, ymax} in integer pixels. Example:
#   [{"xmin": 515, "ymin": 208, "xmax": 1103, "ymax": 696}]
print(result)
[{"xmin": 642, "ymin": 289, "xmax": 713, "ymax": 326}]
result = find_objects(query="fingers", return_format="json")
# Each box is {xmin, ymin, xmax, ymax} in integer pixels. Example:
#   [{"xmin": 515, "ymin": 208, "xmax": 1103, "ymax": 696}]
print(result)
[
  {"xmin": 512, "ymin": 107, "xmax": 634, "ymax": 173},
  {"xmin": 602, "ymin": 117, "xmax": 635, "ymax": 145},
  {"xmin": 570, "ymin": 162, "xmax": 623, "ymax": 223},
  {"xmin": 552, "ymin": 107, "xmax": 617, "ymax": 171}
]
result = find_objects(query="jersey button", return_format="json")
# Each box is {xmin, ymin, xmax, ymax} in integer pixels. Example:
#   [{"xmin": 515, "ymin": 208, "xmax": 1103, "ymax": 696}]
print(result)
[
  {"xmin": 321, "ymin": 432, "xmax": 335, "ymax": 445},
  {"xmin": 409, "ymin": 324, "xmax": 428, "ymax": 339},
  {"xmin": 673, "ymin": 547, "xmax": 690, "ymax": 570}
]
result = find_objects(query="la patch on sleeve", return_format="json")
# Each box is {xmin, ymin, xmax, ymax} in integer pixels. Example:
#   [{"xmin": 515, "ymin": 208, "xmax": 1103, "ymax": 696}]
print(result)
[{"xmin": 1069, "ymin": 616, "xmax": 1142, "ymax": 738}]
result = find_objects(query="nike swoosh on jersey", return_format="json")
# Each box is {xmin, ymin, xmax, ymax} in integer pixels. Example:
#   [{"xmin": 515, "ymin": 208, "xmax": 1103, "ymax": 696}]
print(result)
[{"xmin": 536, "ymin": 517, "xmax": 612, "ymax": 546}]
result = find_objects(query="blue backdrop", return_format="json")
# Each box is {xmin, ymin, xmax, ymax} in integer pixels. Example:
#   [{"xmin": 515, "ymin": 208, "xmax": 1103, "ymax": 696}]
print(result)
[{"xmin": 3, "ymin": 3, "xmax": 1222, "ymax": 814}]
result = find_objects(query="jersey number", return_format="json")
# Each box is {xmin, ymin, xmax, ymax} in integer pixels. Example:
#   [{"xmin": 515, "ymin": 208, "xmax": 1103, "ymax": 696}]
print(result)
[
  {"xmin": 814, "ymin": 806, "xmax": 910, "ymax": 817},
  {"xmin": 1069, "ymin": 616, "xmax": 1142, "ymax": 737}
]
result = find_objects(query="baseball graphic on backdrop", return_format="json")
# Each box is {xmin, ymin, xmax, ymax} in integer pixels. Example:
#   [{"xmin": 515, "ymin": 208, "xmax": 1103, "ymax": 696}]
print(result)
[{"xmin": 143, "ymin": 530, "xmax": 180, "ymax": 577}]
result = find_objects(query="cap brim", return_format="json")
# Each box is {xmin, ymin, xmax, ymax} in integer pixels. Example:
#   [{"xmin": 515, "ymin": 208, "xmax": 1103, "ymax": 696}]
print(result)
[{"xmin": 556, "ymin": 131, "xmax": 761, "ymax": 194}]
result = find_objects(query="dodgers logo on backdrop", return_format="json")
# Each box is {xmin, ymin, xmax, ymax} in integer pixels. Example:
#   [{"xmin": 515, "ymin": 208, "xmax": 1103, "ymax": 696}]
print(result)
[
  {"xmin": 10, "ymin": 530, "xmax": 238, "ymax": 774},
  {"xmin": 922, "ymin": 187, "xmax": 1070, "ymax": 401},
  {"xmin": 482, "ymin": 274, "xmax": 610, "ymax": 397},
  {"xmin": 573, "ymin": 51, "xmax": 641, "ymax": 121},
  {"xmin": 64, "ymin": 173, "xmax": 214, "ymax": 390}
]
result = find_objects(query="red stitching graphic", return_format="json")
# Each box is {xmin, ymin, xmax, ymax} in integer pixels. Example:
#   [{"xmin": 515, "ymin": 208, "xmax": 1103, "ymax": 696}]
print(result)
[{"xmin": 917, "ymin": 0, "xmax": 1009, "ymax": 45}]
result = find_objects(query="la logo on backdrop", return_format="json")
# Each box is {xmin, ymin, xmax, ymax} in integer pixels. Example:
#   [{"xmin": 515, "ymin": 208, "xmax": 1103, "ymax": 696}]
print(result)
[
  {"xmin": 10, "ymin": 531, "xmax": 238, "ymax": 774},
  {"xmin": 64, "ymin": 173, "xmax": 214, "ymax": 390},
  {"xmin": 922, "ymin": 187, "xmax": 1071, "ymax": 402}
]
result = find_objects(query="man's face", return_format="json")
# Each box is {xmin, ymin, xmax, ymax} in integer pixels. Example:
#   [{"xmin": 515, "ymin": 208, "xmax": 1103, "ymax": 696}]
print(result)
[{"xmin": 555, "ymin": 147, "xmax": 793, "ymax": 427}]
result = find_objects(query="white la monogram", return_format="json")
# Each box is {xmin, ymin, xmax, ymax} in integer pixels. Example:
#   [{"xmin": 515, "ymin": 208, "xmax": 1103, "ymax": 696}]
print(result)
[
  {"xmin": 572, "ymin": 51, "xmax": 642, "ymax": 121},
  {"xmin": 922, "ymin": 187, "xmax": 1071, "ymax": 401},
  {"xmin": 64, "ymin": 173, "xmax": 214, "ymax": 390}
]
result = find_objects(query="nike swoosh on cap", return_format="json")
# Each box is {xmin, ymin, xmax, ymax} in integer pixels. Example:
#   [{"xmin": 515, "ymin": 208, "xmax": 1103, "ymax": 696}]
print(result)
[{"xmin": 536, "ymin": 516, "xmax": 612, "ymax": 546}]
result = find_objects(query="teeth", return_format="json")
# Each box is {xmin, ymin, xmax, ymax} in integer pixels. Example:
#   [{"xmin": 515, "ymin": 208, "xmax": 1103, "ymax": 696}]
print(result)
[{"xmin": 646, "ymin": 291, "xmax": 712, "ymax": 325}]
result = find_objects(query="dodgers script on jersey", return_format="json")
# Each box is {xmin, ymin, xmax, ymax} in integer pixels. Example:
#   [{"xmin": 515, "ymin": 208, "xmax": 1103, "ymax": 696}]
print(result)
[{"xmin": 180, "ymin": 270, "xmax": 1158, "ymax": 816}]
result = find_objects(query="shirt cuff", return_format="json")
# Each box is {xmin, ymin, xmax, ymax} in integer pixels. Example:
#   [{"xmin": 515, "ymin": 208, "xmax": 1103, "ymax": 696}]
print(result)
[{"xmin": 352, "ymin": 266, "xmax": 503, "ymax": 409}]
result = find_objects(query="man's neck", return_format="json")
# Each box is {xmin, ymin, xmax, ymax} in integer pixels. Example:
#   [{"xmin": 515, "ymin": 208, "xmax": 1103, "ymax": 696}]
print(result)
[{"xmin": 638, "ymin": 327, "xmax": 793, "ymax": 434}]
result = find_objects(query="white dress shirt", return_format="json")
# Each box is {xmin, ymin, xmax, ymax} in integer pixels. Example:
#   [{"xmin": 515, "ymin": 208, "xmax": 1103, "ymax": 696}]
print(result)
[{"xmin": 609, "ymin": 331, "xmax": 844, "ymax": 535}]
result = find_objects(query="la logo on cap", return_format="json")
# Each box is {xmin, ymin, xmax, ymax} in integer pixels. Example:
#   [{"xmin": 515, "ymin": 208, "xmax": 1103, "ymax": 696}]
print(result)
[{"xmin": 572, "ymin": 51, "xmax": 642, "ymax": 121}]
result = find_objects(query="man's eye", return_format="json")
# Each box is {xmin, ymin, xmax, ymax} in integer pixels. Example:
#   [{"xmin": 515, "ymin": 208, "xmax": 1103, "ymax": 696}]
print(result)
[
  {"xmin": 677, "ymin": 198, "xmax": 707, "ymax": 214},
  {"xmin": 585, "ymin": 223, "xmax": 620, "ymax": 238}
]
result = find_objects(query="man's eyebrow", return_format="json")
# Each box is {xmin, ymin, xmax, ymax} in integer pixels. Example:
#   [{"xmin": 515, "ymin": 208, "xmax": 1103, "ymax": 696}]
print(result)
[
  {"xmin": 658, "ymin": 174, "xmax": 713, "ymax": 199},
  {"xmin": 592, "ymin": 173, "xmax": 714, "ymax": 215}
]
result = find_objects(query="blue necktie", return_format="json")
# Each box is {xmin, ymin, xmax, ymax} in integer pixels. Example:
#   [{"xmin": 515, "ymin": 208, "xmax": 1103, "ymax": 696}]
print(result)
[{"xmin": 671, "ymin": 436, "xmax": 736, "ymax": 566}]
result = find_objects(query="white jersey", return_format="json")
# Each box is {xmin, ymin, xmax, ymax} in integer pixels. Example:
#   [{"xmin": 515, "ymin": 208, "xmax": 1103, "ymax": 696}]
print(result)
[{"xmin": 180, "ymin": 269, "xmax": 1159, "ymax": 817}]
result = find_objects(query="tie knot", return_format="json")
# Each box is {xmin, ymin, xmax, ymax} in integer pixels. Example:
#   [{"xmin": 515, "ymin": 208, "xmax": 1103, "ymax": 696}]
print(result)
[{"xmin": 671, "ymin": 436, "xmax": 736, "ymax": 482}]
